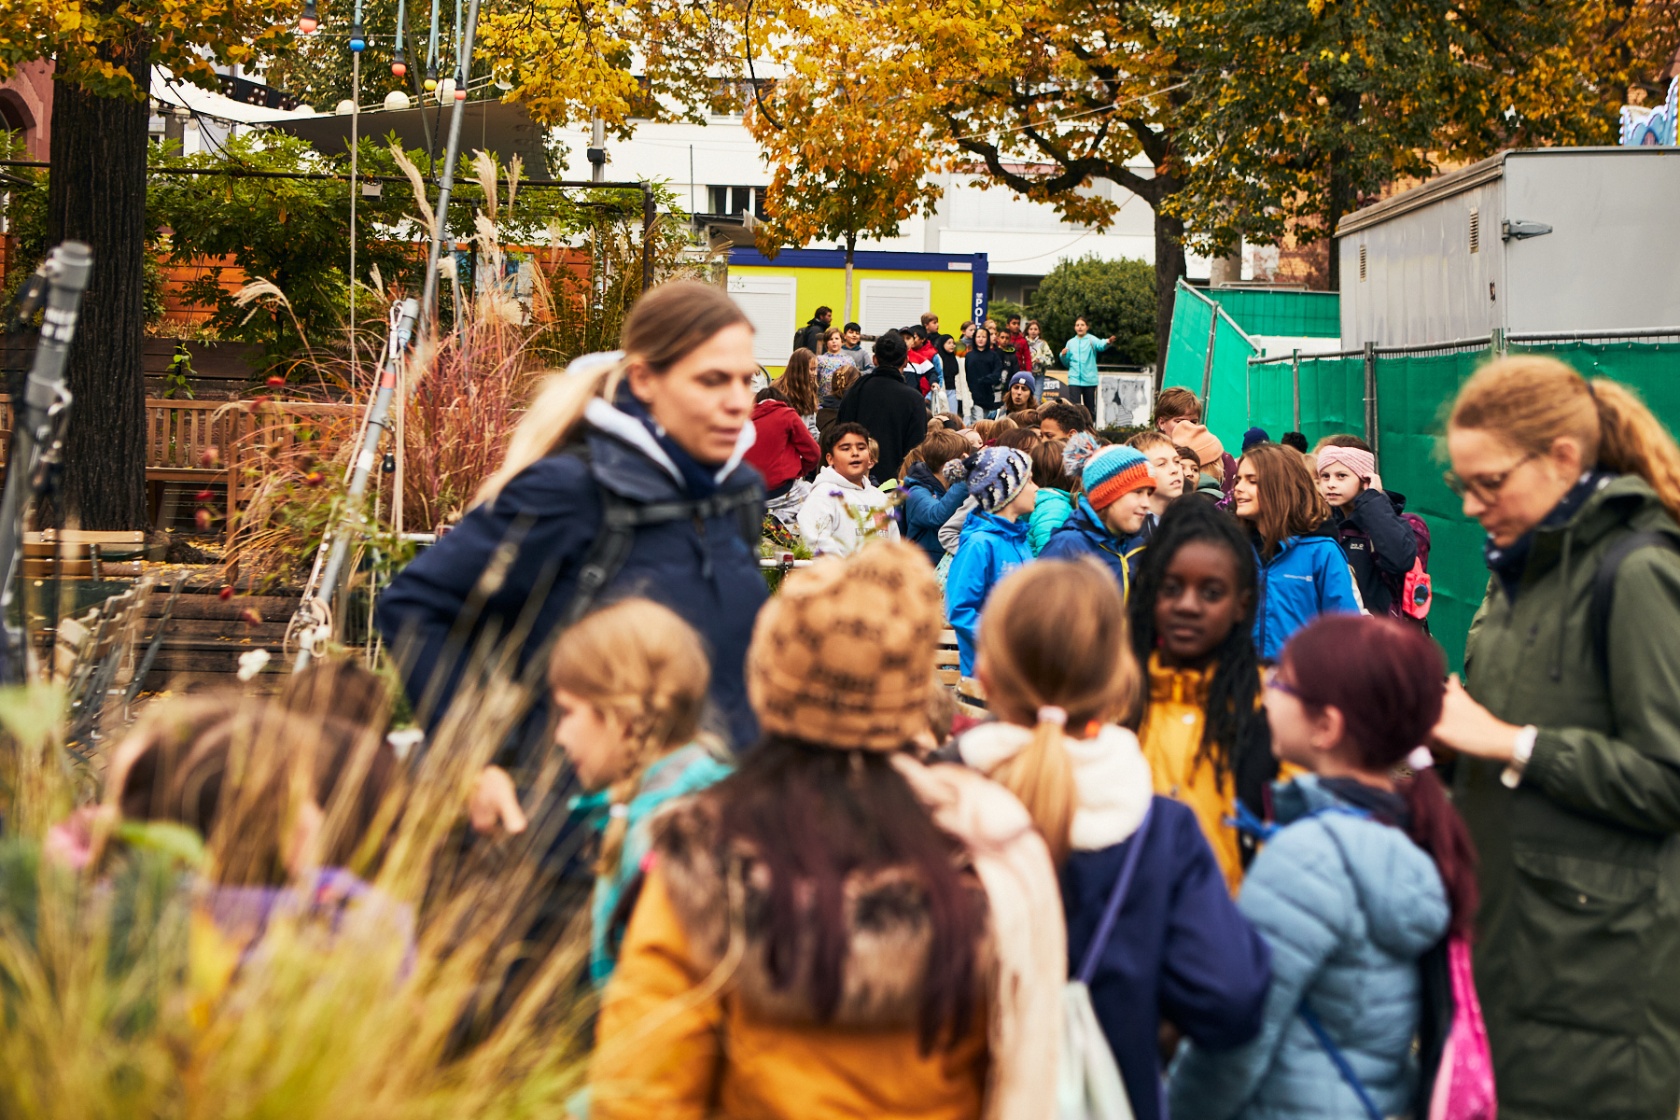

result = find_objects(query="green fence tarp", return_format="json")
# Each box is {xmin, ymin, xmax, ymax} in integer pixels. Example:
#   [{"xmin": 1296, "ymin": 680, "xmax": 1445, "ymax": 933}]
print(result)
[
  {"xmin": 1162, "ymin": 282, "xmax": 1258, "ymax": 450},
  {"xmin": 1208, "ymin": 289, "xmax": 1341, "ymax": 339}
]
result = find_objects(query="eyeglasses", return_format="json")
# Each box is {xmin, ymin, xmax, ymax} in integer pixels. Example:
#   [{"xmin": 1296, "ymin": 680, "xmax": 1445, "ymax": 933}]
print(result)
[
  {"xmin": 1443, "ymin": 452, "xmax": 1536, "ymax": 504},
  {"xmin": 1263, "ymin": 669, "xmax": 1299, "ymax": 697}
]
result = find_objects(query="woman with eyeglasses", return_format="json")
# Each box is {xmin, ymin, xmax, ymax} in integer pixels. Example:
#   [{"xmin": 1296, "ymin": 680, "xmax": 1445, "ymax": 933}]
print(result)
[{"xmin": 1433, "ymin": 355, "xmax": 1680, "ymax": 1120}]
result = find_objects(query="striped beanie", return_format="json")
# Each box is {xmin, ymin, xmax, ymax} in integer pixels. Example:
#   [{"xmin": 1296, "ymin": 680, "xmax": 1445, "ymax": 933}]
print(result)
[
  {"xmin": 1083, "ymin": 446, "xmax": 1155, "ymax": 510},
  {"xmin": 946, "ymin": 447, "xmax": 1033, "ymax": 513}
]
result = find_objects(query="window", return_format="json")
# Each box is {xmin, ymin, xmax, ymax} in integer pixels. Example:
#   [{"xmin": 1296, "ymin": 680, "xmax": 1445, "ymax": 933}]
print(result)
[
  {"xmin": 859, "ymin": 279, "xmax": 931, "ymax": 337},
  {"xmin": 708, "ymin": 185, "xmax": 767, "ymax": 219},
  {"xmin": 726, "ymin": 274, "xmax": 798, "ymax": 366}
]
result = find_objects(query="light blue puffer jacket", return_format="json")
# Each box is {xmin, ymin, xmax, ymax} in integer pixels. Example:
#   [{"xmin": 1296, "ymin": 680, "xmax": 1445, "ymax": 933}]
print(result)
[
  {"xmin": 945, "ymin": 510, "xmax": 1032, "ymax": 676},
  {"xmin": 1167, "ymin": 775, "xmax": 1449, "ymax": 1120}
]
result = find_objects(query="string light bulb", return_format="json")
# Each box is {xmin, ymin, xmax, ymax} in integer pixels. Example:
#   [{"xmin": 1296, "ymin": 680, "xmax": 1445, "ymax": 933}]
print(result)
[
  {"xmin": 391, "ymin": 0, "xmax": 408, "ymax": 76},
  {"xmin": 299, "ymin": 0, "xmax": 319, "ymax": 33}
]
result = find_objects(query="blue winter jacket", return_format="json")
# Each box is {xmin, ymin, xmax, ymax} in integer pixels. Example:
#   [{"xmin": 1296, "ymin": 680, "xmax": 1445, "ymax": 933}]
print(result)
[
  {"xmin": 1066, "ymin": 797, "xmax": 1272, "ymax": 1120},
  {"xmin": 1040, "ymin": 497, "xmax": 1146, "ymax": 600},
  {"xmin": 1168, "ymin": 776, "xmax": 1449, "ymax": 1120},
  {"xmin": 375, "ymin": 396, "xmax": 769, "ymax": 753},
  {"xmin": 1027, "ymin": 487, "xmax": 1074, "ymax": 555},
  {"xmin": 945, "ymin": 510, "xmax": 1032, "ymax": 676},
  {"xmin": 1252, "ymin": 529, "xmax": 1362, "ymax": 661},
  {"xmin": 900, "ymin": 462, "xmax": 970, "ymax": 564}
]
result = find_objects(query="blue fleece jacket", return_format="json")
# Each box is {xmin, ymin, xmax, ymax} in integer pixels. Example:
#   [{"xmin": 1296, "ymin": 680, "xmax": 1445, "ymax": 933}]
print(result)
[
  {"xmin": 1168, "ymin": 776, "xmax": 1449, "ymax": 1120},
  {"xmin": 1252, "ymin": 530, "xmax": 1362, "ymax": 660},
  {"xmin": 1067, "ymin": 797, "xmax": 1272, "ymax": 1120},
  {"xmin": 945, "ymin": 510, "xmax": 1032, "ymax": 675},
  {"xmin": 900, "ymin": 462, "xmax": 971, "ymax": 564},
  {"xmin": 1039, "ymin": 497, "xmax": 1147, "ymax": 600}
]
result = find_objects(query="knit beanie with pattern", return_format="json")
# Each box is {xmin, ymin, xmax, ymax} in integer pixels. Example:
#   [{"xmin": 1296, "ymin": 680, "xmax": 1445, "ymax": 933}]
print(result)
[
  {"xmin": 747, "ymin": 540, "xmax": 943, "ymax": 751},
  {"xmin": 945, "ymin": 446, "xmax": 1032, "ymax": 513},
  {"xmin": 1082, "ymin": 446, "xmax": 1155, "ymax": 510},
  {"xmin": 1062, "ymin": 430, "xmax": 1101, "ymax": 479}
]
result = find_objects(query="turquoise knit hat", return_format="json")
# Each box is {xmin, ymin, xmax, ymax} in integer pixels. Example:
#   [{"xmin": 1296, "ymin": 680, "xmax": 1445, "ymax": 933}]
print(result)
[{"xmin": 1083, "ymin": 446, "xmax": 1155, "ymax": 510}]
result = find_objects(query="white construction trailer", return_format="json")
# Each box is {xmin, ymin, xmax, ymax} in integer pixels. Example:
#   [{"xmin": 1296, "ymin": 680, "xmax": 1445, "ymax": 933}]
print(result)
[{"xmin": 1336, "ymin": 147, "xmax": 1680, "ymax": 347}]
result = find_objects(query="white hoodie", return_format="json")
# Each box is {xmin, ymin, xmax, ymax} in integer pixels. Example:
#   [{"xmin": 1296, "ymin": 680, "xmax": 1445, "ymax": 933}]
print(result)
[{"xmin": 796, "ymin": 465, "xmax": 900, "ymax": 556}]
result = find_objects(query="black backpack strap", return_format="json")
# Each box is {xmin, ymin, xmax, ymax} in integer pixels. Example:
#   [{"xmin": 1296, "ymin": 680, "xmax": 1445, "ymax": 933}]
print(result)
[{"xmin": 1590, "ymin": 530, "xmax": 1680, "ymax": 678}]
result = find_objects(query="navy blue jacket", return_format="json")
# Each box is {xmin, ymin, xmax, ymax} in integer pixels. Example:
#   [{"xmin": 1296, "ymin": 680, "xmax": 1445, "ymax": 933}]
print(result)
[
  {"xmin": 900, "ymin": 462, "xmax": 970, "ymax": 564},
  {"xmin": 1329, "ymin": 489, "xmax": 1418, "ymax": 617},
  {"xmin": 1065, "ymin": 797, "xmax": 1272, "ymax": 1120},
  {"xmin": 375, "ymin": 399, "xmax": 768, "ymax": 753},
  {"xmin": 1039, "ymin": 497, "xmax": 1147, "ymax": 600}
]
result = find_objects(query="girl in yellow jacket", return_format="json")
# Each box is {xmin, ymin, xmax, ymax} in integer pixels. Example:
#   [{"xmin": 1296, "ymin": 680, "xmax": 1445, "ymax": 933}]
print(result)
[{"xmin": 1127, "ymin": 499, "xmax": 1278, "ymax": 893}]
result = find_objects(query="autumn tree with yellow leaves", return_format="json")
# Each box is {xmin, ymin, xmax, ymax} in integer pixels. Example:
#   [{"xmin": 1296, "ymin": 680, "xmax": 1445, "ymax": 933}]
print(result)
[
  {"xmin": 0, "ymin": 0, "xmax": 293, "ymax": 529},
  {"xmin": 747, "ymin": 17, "xmax": 941, "ymax": 327}
]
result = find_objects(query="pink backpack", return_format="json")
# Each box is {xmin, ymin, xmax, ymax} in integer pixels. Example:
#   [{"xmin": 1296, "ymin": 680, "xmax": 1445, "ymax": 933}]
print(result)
[{"xmin": 1429, "ymin": 936, "xmax": 1497, "ymax": 1120}]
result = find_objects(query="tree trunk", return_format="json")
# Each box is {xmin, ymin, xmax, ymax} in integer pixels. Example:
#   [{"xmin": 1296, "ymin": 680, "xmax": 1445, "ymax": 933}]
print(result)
[
  {"xmin": 1152, "ymin": 204, "xmax": 1188, "ymax": 390},
  {"xmin": 843, "ymin": 234, "xmax": 855, "ymax": 326},
  {"xmin": 1324, "ymin": 89, "xmax": 1362, "ymax": 293},
  {"xmin": 45, "ymin": 57, "xmax": 151, "ymax": 532}
]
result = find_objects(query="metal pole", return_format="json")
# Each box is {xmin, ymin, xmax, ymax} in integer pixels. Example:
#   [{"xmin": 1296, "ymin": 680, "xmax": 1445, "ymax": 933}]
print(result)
[
  {"xmin": 418, "ymin": 0, "xmax": 482, "ymax": 337},
  {"xmin": 1200, "ymin": 305, "xmax": 1218, "ymax": 405},
  {"xmin": 292, "ymin": 298, "xmax": 421, "ymax": 672},
  {"xmin": 589, "ymin": 113, "xmax": 606, "ymax": 183},
  {"xmin": 641, "ymin": 185, "xmax": 655, "ymax": 293},
  {"xmin": 1291, "ymin": 348, "xmax": 1301, "ymax": 431},
  {"xmin": 1362, "ymin": 340, "xmax": 1379, "ymax": 464},
  {"xmin": 1491, "ymin": 326, "xmax": 1507, "ymax": 359},
  {"xmin": 0, "ymin": 242, "xmax": 91, "ymax": 683},
  {"xmin": 349, "ymin": 49, "xmax": 360, "ymax": 380}
]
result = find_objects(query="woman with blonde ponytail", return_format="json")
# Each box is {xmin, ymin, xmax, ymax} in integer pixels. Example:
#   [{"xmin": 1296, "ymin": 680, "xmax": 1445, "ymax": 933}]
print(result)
[
  {"xmin": 544, "ymin": 598, "xmax": 729, "ymax": 987},
  {"xmin": 961, "ymin": 558, "xmax": 1269, "ymax": 1120},
  {"xmin": 1435, "ymin": 354, "xmax": 1680, "ymax": 1120},
  {"xmin": 378, "ymin": 281, "xmax": 769, "ymax": 781}
]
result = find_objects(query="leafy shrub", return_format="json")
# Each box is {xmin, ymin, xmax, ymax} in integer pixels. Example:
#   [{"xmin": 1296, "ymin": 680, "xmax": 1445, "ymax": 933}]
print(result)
[{"xmin": 1029, "ymin": 255, "xmax": 1157, "ymax": 366}]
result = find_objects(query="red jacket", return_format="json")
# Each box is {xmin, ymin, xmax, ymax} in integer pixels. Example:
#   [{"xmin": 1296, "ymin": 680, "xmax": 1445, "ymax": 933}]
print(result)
[
  {"xmin": 1012, "ymin": 333, "xmax": 1032, "ymax": 373},
  {"xmin": 745, "ymin": 399, "xmax": 820, "ymax": 492}
]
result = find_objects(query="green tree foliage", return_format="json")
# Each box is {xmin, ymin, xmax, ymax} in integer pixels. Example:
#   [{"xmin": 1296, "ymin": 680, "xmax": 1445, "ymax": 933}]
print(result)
[
  {"xmin": 1167, "ymin": 0, "xmax": 1680, "ymax": 288},
  {"xmin": 1030, "ymin": 256, "xmax": 1156, "ymax": 367}
]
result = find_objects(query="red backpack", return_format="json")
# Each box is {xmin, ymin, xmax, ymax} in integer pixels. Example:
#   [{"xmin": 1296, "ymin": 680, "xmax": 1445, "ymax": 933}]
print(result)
[{"xmin": 1386, "ymin": 512, "xmax": 1432, "ymax": 622}]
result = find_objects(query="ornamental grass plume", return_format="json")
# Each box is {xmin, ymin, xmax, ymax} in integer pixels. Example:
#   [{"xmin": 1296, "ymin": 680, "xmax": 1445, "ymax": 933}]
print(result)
[{"xmin": 0, "ymin": 657, "xmax": 593, "ymax": 1119}]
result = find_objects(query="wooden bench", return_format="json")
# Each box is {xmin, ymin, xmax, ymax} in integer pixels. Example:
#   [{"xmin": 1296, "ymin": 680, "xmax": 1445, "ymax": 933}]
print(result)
[
  {"xmin": 22, "ymin": 530, "xmax": 146, "ymax": 580},
  {"xmin": 937, "ymin": 628, "xmax": 988, "ymax": 718}
]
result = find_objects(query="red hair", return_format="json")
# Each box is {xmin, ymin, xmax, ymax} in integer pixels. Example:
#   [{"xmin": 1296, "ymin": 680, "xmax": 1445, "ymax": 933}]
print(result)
[{"xmin": 1280, "ymin": 615, "xmax": 1479, "ymax": 936}]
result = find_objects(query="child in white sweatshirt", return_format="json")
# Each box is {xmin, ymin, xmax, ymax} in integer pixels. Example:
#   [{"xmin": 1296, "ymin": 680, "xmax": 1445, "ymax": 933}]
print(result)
[{"xmin": 797, "ymin": 422, "xmax": 900, "ymax": 556}]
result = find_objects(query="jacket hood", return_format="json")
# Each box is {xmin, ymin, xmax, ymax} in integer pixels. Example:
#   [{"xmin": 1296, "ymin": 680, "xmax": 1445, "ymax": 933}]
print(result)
[
  {"xmin": 1195, "ymin": 475, "xmax": 1223, "ymax": 494},
  {"xmin": 1273, "ymin": 528, "xmax": 1344, "ymax": 560},
  {"xmin": 1274, "ymin": 775, "xmax": 1448, "ymax": 958},
  {"xmin": 584, "ymin": 396, "xmax": 757, "ymax": 499},
  {"xmin": 812, "ymin": 464, "xmax": 867, "ymax": 493},
  {"xmin": 903, "ymin": 461, "xmax": 942, "ymax": 492},
  {"xmin": 750, "ymin": 398, "xmax": 795, "ymax": 423},
  {"xmin": 651, "ymin": 792, "xmax": 992, "ymax": 1030},
  {"xmin": 959, "ymin": 508, "xmax": 1030, "ymax": 544}
]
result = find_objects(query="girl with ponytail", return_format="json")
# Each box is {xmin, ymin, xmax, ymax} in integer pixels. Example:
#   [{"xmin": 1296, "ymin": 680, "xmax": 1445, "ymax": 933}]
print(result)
[
  {"xmin": 963, "ymin": 558, "xmax": 1270, "ymax": 1120},
  {"xmin": 1436, "ymin": 355, "xmax": 1680, "ymax": 1119},
  {"xmin": 546, "ymin": 598, "xmax": 729, "ymax": 987},
  {"xmin": 1171, "ymin": 613, "xmax": 1462, "ymax": 1120}
]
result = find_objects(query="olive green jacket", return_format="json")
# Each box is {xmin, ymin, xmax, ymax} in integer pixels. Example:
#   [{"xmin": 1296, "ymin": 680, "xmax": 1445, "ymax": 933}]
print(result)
[{"xmin": 1460, "ymin": 475, "xmax": 1680, "ymax": 1120}]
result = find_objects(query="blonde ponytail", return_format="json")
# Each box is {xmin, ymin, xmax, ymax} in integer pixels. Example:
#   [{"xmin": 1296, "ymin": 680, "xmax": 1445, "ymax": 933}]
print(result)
[
  {"xmin": 1589, "ymin": 378, "xmax": 1680, "ymax": 524},
  {"xmin": 975, "ymin": 558, "xmax": 1141, "ymax": 865},
  {"xmin": 986, "ymin": 710, "xmax": 1076, "ymax": 863},
  {"xmin": 474, "ymin": 358, "xmax": 625, "ymax": 506},
  {"xmin": 1451, "ymin": 356, "xmax": 1680, "ymax": 524}
]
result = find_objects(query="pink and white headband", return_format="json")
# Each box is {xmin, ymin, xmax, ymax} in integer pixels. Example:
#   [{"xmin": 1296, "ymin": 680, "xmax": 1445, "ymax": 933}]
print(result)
[{"xmin": 1317, "ymin": 445, "xmax": 1375, "ymax": 482}]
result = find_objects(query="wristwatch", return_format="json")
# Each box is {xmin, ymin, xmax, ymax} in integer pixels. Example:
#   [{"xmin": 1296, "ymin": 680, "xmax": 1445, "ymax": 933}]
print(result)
[{"xmin": 1501, "ymin": 725, "xmax": 1540, "ymax": 789}]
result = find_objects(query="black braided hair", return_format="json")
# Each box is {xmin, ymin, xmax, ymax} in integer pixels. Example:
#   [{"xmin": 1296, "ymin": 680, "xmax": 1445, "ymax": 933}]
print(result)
[{"xmin": 1128, "ymin": 499, "xmax": 1275, "ymax": 829}]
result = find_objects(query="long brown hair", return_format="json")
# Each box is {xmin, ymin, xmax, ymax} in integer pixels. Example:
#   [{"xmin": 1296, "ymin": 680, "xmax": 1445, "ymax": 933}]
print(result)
[
  {"xmin": 477, "ymin": 281, "xmax": 749, "ymax": 504},
  {"xmin": 1240, "ymin": 442, "xmax": 1329, "ymax": 560},
  {"xmin": 1450, "ymin": 355, "xmax": 1680, "ymax": 524},
  {"xmin": 977, "ymin": 559, "xmax": 1140, "ymax": 863},
  {"xmin": 548, "ymin": 598, "xmax": 710, "ymax": 876},
  {"xmin": 778, "ymin": 348, "xmax": 820, "ymax": 417}
]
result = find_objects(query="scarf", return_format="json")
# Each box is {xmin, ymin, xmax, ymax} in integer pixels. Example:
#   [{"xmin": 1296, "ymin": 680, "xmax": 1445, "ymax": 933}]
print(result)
[
  {"xmin": 615, "ymin": 389, "xmax": 722, "ymax": 498},
  {"xmin": 957, "ymin": 721, "xmax": 1153, "ymax": 851},
  {"xmin": 1485, "ymin": 471, "xmax": 1613, "ymax": 603}
]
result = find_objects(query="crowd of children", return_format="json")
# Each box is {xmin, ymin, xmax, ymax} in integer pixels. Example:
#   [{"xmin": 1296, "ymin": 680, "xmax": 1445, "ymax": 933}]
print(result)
[{"xmin": 38, "ymin": 279, "xmax": 1680, "ymax": 1120}]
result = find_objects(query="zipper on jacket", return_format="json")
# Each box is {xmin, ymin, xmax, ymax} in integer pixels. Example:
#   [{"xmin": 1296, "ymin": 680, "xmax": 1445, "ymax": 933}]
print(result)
[
  {"xmin": 694, "ymin": 516, "xmax": 714, "ymax": 581},
  {"xmin": 1552, "ymin": 532, "xmax": 1573, "ymax": 682}
]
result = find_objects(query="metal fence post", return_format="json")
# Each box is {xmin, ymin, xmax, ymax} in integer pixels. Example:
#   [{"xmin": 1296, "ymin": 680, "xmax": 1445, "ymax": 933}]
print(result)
[
  {"xmin": 1491, "ymin": 327, "xmax": 1506, "ymax": 359},
  {"xmin": 1362, "ymin": 341, "xmax": 1379, "ymax": 465},
  {"xmin": 641, "ymin": 186, "xmax": 656, "ymax": 293},
  {"xmin": 1200, "ymin": 307, "xmax": 1218, "ymax": 405},
  {"xmin": 1291, "ymin": 348, "xmax": 1301, "ymax": 432}
]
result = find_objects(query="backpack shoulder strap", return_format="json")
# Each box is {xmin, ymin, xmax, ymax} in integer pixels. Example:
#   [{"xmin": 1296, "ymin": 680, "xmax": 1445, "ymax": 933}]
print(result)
[
  {"xmin": 1590, "ymin": 530, "xmax": 1680, "ymax": 678},
  {"xmin": 1075, "ymin": 805, "xmax": 1153, "ymax": 984}
]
